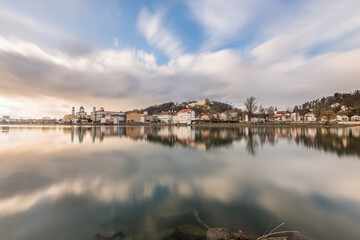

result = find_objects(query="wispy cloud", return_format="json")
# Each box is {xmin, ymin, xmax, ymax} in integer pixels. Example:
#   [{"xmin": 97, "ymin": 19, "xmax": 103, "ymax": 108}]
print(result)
[
  {"xmin": 186, "ymin": 0, "xmax": 261, "ymax": 51},
  {"xmin": 251, "ymin": 0, "xmax": 360, "ymax": 62},
  {"xmin": 137, "ymin": 8, "xmax": 183, "ymax": 58}
]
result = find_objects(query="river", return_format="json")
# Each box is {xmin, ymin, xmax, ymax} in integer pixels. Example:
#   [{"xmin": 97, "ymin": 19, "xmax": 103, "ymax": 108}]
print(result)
[{"xmin": 0, "ymin": 125, "xmax": 359, "ymax": 239}]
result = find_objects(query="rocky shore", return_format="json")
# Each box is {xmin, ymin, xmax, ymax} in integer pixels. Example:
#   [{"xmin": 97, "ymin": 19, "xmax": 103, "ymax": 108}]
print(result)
[{"xmin": 94, "ymin": 225, "xmax": 311, "ymax": 240}]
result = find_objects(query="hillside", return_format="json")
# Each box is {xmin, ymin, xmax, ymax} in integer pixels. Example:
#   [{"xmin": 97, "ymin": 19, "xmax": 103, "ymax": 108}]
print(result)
[
  {"xmin": 142, "ymin": 100, "xmax": 234, "ymax": 116},
  {"xmin": 295, "ymin": 90, "xmax": 360, "ymax": 117}
]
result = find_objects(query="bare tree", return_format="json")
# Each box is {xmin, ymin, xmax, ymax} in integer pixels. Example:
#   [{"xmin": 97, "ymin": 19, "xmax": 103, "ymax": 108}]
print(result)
[
  {"xmin": 286, "ymin": 107, "xmax": 292, "ymax": 121},
  {"xmin": 245, "ymin": 96, "xmax": 258, "ymax": 122},
  {"xmin": 259, "ymin": 105, "xmax": 266, "ymax": 122},
  {"xmin": 293, "ymin": 106, "xmax": 299, "ymax": 122},
  {"xmin": 266, "ymin": 106, "xmax": 275, "ymax": 121}
]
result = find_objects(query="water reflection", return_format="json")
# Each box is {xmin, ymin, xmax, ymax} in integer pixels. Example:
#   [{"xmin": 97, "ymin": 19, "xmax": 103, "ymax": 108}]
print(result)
[
  {"xmin": 0, "ymin": 126, "xmax": 360, "ymax": 240},
  {"xmin": 56, "ymin": 126, "xmax": 360, "ymax": 157}
]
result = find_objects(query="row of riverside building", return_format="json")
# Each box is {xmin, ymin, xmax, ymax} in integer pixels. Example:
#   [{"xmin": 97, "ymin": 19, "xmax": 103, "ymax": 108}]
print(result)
[
  {"xmin": 63, "ymin": 106, "xmax": 197, "ymax": 124},
  {"xmin": 62, "ymin": 105, "xmax": 360, "ymax": 125}
]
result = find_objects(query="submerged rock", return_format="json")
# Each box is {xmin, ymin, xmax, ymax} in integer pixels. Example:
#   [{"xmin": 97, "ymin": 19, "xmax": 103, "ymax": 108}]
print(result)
[
  {"xmin": 206, "ymin": 228, "xmax": 231, "ymax": 240},
  {"xmin": 95, "ymin": 230, "xmax": 124, "ymax": 240},
  {"xmin": 174, "ymin": 224, "xmax": 206, "ymax": 240}
]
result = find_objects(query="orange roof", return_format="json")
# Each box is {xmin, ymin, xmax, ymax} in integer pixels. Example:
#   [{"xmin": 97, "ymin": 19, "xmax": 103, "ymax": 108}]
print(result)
[
  {"xmin": 276, "ymin": 111, "xmax": 289, "ymax": 114},
  {"xmin": 178, "ymin": 109, "xmax": 193, "ymax": 113}
]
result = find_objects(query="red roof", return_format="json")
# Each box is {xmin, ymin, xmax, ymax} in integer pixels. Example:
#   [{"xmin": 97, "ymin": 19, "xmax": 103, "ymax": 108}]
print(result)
[
  {"xmin": 225, "ymin": 109, "xmax": 235, "ymax": 113},
  {"xmin": 276, "ymin": 111, "xmax": 289, "ymax": 114},
  {"xmin": 178, "ymin": 109, "xmax": 193, "ymax": 113}
]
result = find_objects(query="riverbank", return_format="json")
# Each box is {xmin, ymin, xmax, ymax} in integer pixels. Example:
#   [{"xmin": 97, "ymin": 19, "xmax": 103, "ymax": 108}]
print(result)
[{"xmin": 2, "ymin": 122, "xmax": 359, "ymax": 128}]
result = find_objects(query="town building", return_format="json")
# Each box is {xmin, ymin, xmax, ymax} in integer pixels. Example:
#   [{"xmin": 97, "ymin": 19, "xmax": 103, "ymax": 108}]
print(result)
[
  {"xmin": 351, "ymin": 115, "xmax": 360, "ymax": 121},
  {"xmin": 304, "ymin": 112, "xmax": 316, "ymax": 122},
  {"xmin": 331, "ymin": 103, "xmax": 340, "ymax": 108},
  {"xmin": 290, "ymin": 113, "xmax": 301, "ymax": 122},
  {"xmin": 76, "ymin": 106, "xmax": 87, "ymax": 119},
  {"xmin": 156, "ymin": 112, "xmax": 174, "ymax": 123},
  {"xmin": 91, "ymin": 107, "xmax": 124, "ymax": 123},
  {"xmin": 197, "ymin": 99, "xmax": 209, "ymax": 106},
  {"xmin": 275, "ymin": 111, "xmax": 290, "ymax": 122},
  {"xmin": 220, "ymin": 109, "xmax": 238, "ymax": 121},
  {"xmin": 200, "ymin": 114, "xmax": 210, "ymax": 120},
  {"xmin": 174, "ymin": 109, "xmax": 195, "ymax": 124},
  {"xmin": 126, "ymin": 111, "xmax": 145, "ymax": 122},
  {"xmin": 63, "ymin": 114, "xmax": 77, "ymax": 123},
  {"xmin": 144, "ymin": 115, "xmax": 152, "ymax": 123},
  {"xmin": 341, "ymin": 115, "xmax": 349, "ymax": 121},
  {"xmin": 187, "ymin": 101, "xmax": 197, "ymax": 107}
]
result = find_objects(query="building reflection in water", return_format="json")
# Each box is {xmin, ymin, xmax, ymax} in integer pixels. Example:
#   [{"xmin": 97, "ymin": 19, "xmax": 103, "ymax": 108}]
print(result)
[{"xmin": 59, "ymin": 126, "xmax": 360, "ymax": 157}]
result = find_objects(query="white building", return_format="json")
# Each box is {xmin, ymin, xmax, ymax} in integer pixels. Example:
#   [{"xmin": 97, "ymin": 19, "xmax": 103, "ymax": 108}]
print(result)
[
  {"xmin": 91, "ymin": 107, "xmax": 124, "ymax": 123},
  {"xmin": 174, "ymin": 109, "xmax": 195, "ymax": 124},
  {"xmin": 351, "ymin": 115, "xmax": 360, "ymax": 121},
  {"xmin": 331, "ymin": 103, "xmax": 340, "ymax": 108},
  {"xmin": 188, "ymin": 102, "xmax": 197, "ymax": 107},
  {"xmin": 290, "ymin": 113, "xmax": 301, "ymax": 122},
  {"xmin": 197, "ymin": 99, "xmax": 209, "ymax": 106},
  {"xmin": 76, "ymin": 106, "xmax": 87, "ymax": 119},
  {"xmin": 304, "ymin": 112, "xmax": 316, "ymax": 122},
  {"xmin": 157, "ymin": 112, "xmax": 174, "ymax": 123},
  {"xmin": 341, "ymin": 115, "xmax": 349, "ymax": 121}
]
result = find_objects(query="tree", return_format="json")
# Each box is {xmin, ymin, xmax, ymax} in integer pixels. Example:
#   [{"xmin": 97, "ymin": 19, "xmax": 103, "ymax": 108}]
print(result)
[
  {"xmin": 320, "ymin": 110, "xmax": 336, "ymax": 122},
  {"xmin": 266, "ymin": 106, "xmax": 275, "ymax": 122},
  {"xmin": 259, "ymin": 105, "xmax": 266, "ymax": 119},
  {"xmin": 245, "ymin": 96, "xmax": 258, "ymax": 122},
  {"xmin": 293, "ymin": 106, "xmax": 299, "ymax": 122}
]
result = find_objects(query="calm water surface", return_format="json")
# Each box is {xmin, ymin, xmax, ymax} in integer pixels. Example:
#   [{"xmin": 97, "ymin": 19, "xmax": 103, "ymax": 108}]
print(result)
[{"xmin": 0, "ymin": 125, "xmax": 360, "ymax": 240}]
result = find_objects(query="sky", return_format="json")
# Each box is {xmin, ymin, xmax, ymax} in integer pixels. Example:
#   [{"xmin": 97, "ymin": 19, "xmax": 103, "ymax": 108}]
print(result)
[{"xmin": 0, "ymin": 0, "xmax": 359, "ymax": 118}]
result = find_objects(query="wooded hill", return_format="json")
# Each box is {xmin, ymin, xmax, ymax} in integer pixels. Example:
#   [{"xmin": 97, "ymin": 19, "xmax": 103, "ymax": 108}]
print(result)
[
  {"xmin": 142, "ymin": 100, "xmax": 234, "ymax": 116},
  {"xmin": 295, "ymin": 90, "xmax": 360, "ymax": 117}
]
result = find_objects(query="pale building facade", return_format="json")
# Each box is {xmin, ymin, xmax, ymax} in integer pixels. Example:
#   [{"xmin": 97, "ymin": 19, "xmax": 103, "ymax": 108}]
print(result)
[{"xmin": 174, "ymin": 109, "xmax": 195, "ymax": 124}]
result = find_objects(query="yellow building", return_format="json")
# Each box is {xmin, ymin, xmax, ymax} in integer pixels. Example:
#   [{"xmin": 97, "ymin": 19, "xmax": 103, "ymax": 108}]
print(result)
[
  {"xmin": 126, "ymin": 112, "xmax": 145, "ymax": 122},
  {"xmin": 63, "ymin": 114, "xmax": 76, "ymax": 123}
]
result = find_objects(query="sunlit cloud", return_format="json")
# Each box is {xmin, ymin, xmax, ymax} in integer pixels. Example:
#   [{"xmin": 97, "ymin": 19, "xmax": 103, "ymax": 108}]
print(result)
[{"xmin": 0, "ymin": 0, "xmax": 359, "ymax": 118}]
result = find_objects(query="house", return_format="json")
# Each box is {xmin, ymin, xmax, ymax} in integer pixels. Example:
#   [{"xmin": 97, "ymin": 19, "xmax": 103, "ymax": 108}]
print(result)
[
  {"xmin": 351, "ymin": 115, "xmax": 360, "ymax": 121},
  {"xmin": 341, "ymin": 105, "xmax": 348, "ymax": 111},
  {"xmin": 290, "ymin": 113, "xmax": 301, "ymax": 122},
  {"xmin": 341, "ymin": 115, "xmax": 349, "ymax": 121},
  {"xmin": 320, "ymin": 116, "xmax": 328, "ymax": 122},
  {"xmin": 144, "ymin": 115, "xmax": 152, "ymax": 123},
  {"xmin": 275, "ymin": 111, "xmax": 290, "ymax": 122},
  {"xmin": 126, "ymin": 111, "xmax": 145, "ymax": 122},
  {"xmin": 201, "ymin": 114, "xmax": 210, "ymax": 120},
  {"xmin": 225, "ymin": 110, "xmax": 238, "ymax": 120},
  {"xmin": 157, "ymin": 112, "xmax": 174, "ymax": 123},
  {"xmin": 174, "ymin": 109, "xmax": 195, "ymax": 124},
  {"xmin": 304, "ymin": 112, "xmax": 316, "ymax": 122},
  {"xmin": 331, "ymin": 103, "xmax": 340, "ymax": 108},
  {"xmin": 219, "ymin": 110, "xmax": 238, "ymax": 121},
  {"xmin": 188, "ymin": 101, "xmax": 197, "ymax": 107},
  {"xmin": 197, "ymin": 99, "xmax": 209, "ymax": 106}
]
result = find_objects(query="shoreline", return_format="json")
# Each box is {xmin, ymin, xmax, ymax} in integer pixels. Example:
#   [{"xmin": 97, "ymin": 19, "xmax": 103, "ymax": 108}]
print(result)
[{"xmin": 1, "ymin": 122, "xmax": 359, "ymax": 128}]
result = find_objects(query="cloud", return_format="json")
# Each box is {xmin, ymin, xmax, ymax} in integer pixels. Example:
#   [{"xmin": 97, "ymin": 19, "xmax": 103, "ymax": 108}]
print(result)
[
  {"xmin": 186, "ymin": 0, "xmax": 262, "ymax": 50},
  {"xmin": 251, "ymin": 0, "xmax": 360, "ymax": 62},
  {"xmin": 0, "ymin": 34, "xmax": 360, "ymax": 118},
  {"xmin": 137, "ymin": 8, "xmax": 183, "ymax": 58}
]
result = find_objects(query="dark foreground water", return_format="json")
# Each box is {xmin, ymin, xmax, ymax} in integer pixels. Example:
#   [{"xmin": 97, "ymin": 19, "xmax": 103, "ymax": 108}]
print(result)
[{"xmin": 0, "ymin": 125, "xmax": 360, "ymax": 240}]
